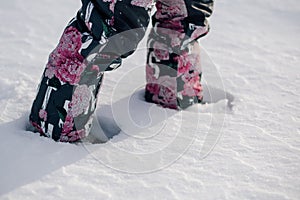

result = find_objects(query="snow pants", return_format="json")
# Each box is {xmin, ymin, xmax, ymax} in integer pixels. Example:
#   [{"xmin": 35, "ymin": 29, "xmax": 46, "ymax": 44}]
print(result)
[{"xmin": 29, "ymin": 0, "xmax": 214, "ymax": 142}]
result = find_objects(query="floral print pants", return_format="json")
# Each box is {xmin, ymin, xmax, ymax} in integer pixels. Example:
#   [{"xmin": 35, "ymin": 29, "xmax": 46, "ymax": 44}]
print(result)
[{"xmin": 29, "ymin": 0, "xmax": 214, "ymax": 142}]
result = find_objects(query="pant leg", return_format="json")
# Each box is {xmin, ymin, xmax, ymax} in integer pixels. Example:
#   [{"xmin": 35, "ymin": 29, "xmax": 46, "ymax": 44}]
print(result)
[
  {"xmin": 29, "ymin": 0, "xmax": 151, "ymax": 142},
  {"xmin": 145, "ymin": 0, "xmax": 214, "ymax": 109}
]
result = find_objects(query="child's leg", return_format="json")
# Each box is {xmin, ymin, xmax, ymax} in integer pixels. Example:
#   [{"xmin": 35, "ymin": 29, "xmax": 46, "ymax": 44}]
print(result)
[
  {"xmin": 29, "ymin": 0, "xmax": 151, "ymax": 142},
  {"xmin": 145, "ymin": 0, "xmax": 214, "ymax": 109}
]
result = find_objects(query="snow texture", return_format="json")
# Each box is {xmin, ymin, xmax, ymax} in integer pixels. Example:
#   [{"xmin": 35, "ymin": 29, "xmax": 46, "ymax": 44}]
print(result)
[{"xmin": 0, "ymin": 0, "xmax": 299, "ymax": 199}]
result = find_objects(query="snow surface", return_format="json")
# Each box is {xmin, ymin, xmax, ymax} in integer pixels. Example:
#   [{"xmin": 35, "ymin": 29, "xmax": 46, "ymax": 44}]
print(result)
[{"xmin": 0, "ymin": 0, "xmax": 299, "ymax": 199}]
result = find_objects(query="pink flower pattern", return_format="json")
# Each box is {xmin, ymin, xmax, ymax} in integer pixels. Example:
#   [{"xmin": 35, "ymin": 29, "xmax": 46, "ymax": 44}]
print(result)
[
  {"xmin": 45, "ymin": 27, "xmax": 86, "ymax": 85},
  {"xmin": 153, "ymin": 84, "xmax": 177, "ymax": 109},
  {"xmin": 146, "ymin": 65, "xmax": 177, "ymax": 108},
  {"xmin": 153, "ymin": 41, "xmax": 169, "ymax": 61},
  {"xmin": 69, "ymin": 84, "xmax": 92, "ymax": 118},
  {"xmin": 174, "ymin": 51, "xmax": 192, "ymax": 75},
  {"xmin": 60, "ymin": 114, "xmax": 87, "ymax": 142},
  {"xmin": 181, "ymin": 71, "xmax": 202, "ymax": 98},
  {"xmin": 174, "ymin": 51, "xmax": 201, "ymax": 75},
  {"xmin": 155, "ymin": 0, "xmax": 187, "ymax": 20},
  {"xmin": 60, "ymin": 84, "xmax": 91, "ymax": 142},
  {"xmin": 131, "ymin": 0, "xmax": 153, "ymax": 9},
  {"xmin": 60, "ymin": 129, "xmax": 86, "ymax": 143},
  {"xmin": 61, "ymin": 115, "xmax": 74, "ymax": 135},
  {"xmin": 39, "ymin": 109, "xmax": 47, "ymax": 121}
]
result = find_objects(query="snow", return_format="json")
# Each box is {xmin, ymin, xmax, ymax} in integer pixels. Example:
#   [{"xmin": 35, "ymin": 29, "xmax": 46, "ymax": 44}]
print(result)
[{"xmin": 0, "ymin": 0, "xmax": 299, "ymax": 199}]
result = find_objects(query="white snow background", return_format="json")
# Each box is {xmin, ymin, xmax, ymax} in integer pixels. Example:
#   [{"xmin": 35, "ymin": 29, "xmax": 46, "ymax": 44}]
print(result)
[{"xmin": 0, "ymin": 0, "xmax": 299, "ymax": 199}]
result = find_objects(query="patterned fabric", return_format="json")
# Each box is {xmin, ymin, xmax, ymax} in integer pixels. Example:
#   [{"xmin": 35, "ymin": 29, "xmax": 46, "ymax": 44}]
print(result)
[
  {"xmin": 145, "ymin": 0, "xmax": 214, "ymax": 109},
  {"xmin": 29, "ymin": 0, "xmax": 214, "ymax": 142}
]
